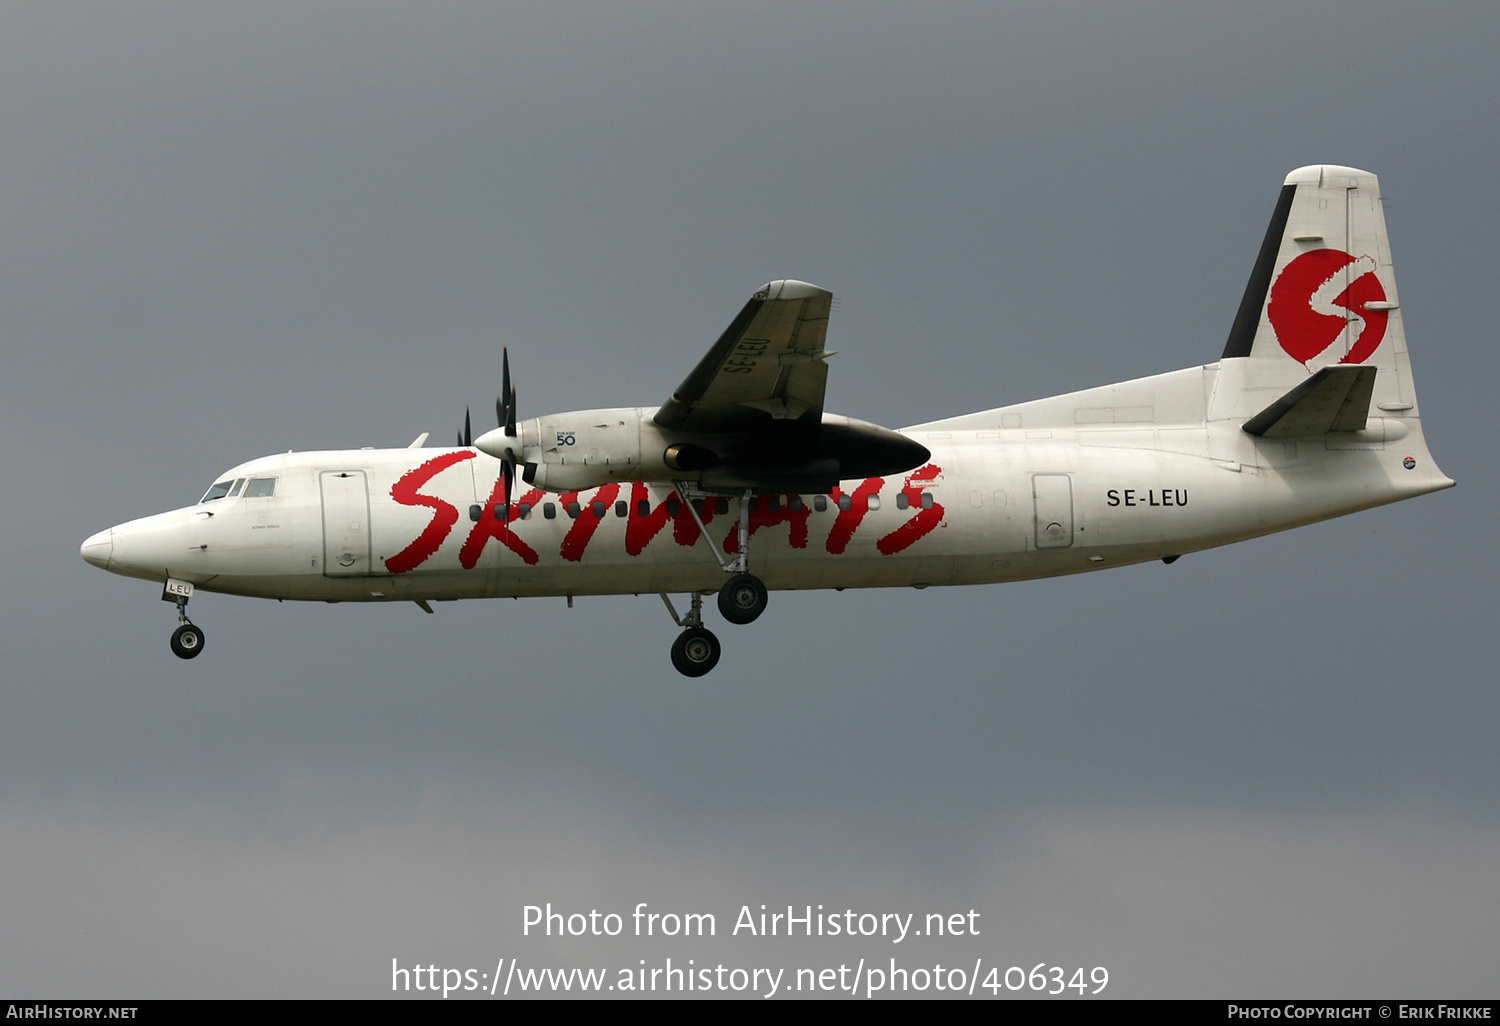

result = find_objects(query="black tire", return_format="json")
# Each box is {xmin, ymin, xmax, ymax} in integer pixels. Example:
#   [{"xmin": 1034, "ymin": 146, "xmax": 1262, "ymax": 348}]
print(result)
[
  {"xmin": 170, "ymin": 623, "xmax": 205, "ymax": 660},
  {"xmin": 717, "ymin": 573, "xmax": 768, "ymax": 625},
  {"xmin": 670, "ymin": 627, "xmax": 721, "ymax": 677}
]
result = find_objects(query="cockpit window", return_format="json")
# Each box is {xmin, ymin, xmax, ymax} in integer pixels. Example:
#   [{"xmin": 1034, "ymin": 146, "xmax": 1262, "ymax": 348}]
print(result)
[
  {"xmin": 201, "ymin": 480, "xmax": 235, "ymax": 502},
  {"xmin": 243, "ymin": 477, "xmax": 276, "ymax": 498},
  {"xmin": 227, "ymin": 478, "xmax": 246, "ymax": 497}
]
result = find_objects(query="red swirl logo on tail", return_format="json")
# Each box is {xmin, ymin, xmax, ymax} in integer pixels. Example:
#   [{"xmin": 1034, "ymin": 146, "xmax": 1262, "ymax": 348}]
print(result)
[{"xmin": 1267, "ymin": 249, "xmax": 1388, "ymax": 367}]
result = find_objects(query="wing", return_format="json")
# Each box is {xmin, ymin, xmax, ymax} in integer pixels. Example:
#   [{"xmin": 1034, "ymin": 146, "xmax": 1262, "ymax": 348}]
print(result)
[{"xmin": 653, "ymin": 280, "xmax": 835, "ymax": 433}]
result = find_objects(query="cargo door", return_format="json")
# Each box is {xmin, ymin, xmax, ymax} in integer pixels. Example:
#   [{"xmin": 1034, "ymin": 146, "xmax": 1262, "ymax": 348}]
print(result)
[{"xmin": 1032, "ymin": 473, "xmax": 1074, "ymax": 549}]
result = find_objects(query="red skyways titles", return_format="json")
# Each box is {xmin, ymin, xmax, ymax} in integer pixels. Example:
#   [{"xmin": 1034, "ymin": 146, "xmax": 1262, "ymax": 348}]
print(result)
[
  {"xmin": 459, "ymin": 480, "xmax": 544, "ymax": 568},
  {"xmin": 877, "ymin": 464, "xmax": 945, "ymax": 555},
  {"xmin": 384, "ymin": 460, "xmax": 949, "ymax": 573},
  {"xmin": 385, "ymin": 451, "xmax": 476, "ymax": 573}
]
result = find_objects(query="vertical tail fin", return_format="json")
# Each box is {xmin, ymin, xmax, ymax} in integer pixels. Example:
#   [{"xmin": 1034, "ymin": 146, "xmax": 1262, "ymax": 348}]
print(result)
[{"xmin": 1212, "ymin": 165, "xmax": 1417, "ymax": 421}]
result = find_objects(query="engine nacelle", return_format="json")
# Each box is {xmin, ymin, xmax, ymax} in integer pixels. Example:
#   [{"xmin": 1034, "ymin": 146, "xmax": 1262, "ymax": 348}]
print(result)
[
  {"xmin": 509, "ymin": 408, "xmax": 641, "ymax": 492},
  {"xmin": 478, "ymin": 406, "xmax": 925, "ymax": 495},
  {"xmin": 663, "ymin": 442, "xmax": 716, "ymax": 472},
  {"xmin": 477, "ymin": 408, "xmax": 707, "ymax": 492}
]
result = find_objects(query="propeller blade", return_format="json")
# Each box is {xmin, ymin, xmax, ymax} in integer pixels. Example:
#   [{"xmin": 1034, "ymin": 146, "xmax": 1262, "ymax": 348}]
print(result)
[
  {"xmin": 491, "ymin": 349, "xmax": 520, "ymax": 517},
  {"xmin": 501, "ymin": 347, "xmax": 512, "ymax": 424},
  {"xmin": 463, "ymin": 407, "xmax": 472, "ymax": 447}
]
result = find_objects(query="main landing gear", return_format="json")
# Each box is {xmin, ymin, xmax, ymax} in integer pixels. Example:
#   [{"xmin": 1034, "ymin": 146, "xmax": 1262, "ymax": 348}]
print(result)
[
  {"xmin": 675, "ymin": 483, "xmax": 772, "ymax": 626},
  {"xmin": 163, "ymin": 578, "xmax": 205, "ymax": 660},
  {"xmin": 661, "ymin": 593, "xmax": 721, "ymax": 677},
  {"xmin": 717, "ymin": 572, "xmax": 768, "ymax": 625},
  {"xmin": 660, "ymin": 486, "xmax": 774, "ymax": 676}
]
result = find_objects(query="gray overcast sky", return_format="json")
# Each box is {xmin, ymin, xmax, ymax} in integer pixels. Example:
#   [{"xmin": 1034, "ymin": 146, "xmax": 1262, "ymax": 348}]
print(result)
[{"xmin": 2, "ymin": 1, "xmax": 1496, "ymax": 999}]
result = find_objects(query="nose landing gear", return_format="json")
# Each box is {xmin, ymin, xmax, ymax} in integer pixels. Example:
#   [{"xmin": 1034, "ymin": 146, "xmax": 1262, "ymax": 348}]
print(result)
[
  {"xmin": 170, "ymin": 622, "xmax": 205, "ymax": 659},
  {"xmin": 163, "ymin": 578, "xmax": 205, "ymax": 660}
]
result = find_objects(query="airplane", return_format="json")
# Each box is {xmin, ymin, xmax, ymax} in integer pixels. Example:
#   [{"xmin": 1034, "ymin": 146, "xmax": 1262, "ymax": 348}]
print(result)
[{"xmin": 80, "ymin": 165, "xmax": 1453, "ymax": 676}]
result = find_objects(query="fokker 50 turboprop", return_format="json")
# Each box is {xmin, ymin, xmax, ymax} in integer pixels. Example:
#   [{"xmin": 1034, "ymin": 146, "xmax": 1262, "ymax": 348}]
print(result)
[{"xmin": 81, "ymin": 166, "xmax": 1452, "ymax": 676}]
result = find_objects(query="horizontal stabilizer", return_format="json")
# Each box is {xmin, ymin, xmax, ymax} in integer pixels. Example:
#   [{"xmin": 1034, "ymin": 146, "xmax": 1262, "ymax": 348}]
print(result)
[{"xmin": 1242, "ymin": 365, "xmax": 1376, "ymax": 438}]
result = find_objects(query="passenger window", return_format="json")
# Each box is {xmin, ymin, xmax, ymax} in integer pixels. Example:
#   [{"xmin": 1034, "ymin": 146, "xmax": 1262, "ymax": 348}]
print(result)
[
  {"xmin": 867, "ymin": 495, "xmax": 881, "ymax": 511},
  {"xmin": 921, "ymin": 493, "xmax": 934, "ymax": 509},
  {"xmin": 615, "ymin": 500, "xmax": 628, "ymax": 518},
  {"xmin": 591, "ymin": 500, "xmax": 606, "ymax": 518},
  {"xmin": 566, "ymin": 502, "xmax": 580, "ymax": 519},
  {"xmin": 896, "ymin": 493, "xmax": 910, "ymax": 510},
  {"xmin": 201, "ymin": 480, "xmax": 234, "ymax": 502},
  {"xmin": 789, "ymin": 495, "xmax": 804, "ymax": 512},
  {"xmin": 667, "ymin": 498, "xmax": 681, "ymax": 516},
  {"xmin": 814, "ymin": 494, "xmax": 828, "ymax": 513},
  {"xmin": 837, "ymin": 494, "xmax": 852, "ymax": 512},
  {"xmin": 544, "ymin": 503, "xmax": 557, "ymax": 520},
  {"xmin": 519, "ymin": 503, "xmax": 532, "ymax": 520},
  {"xmin": 637, "ymin": 500, "xmax": 651, "ymax": 517},
  {"xmin": 243, "ymin": 478, "xmax": 276, "ymax": 498},
  {"xmin": 715, "ymin": 498, "xmax": 729, "ymax": 514},
  {"xmin": 469, "ymin": 505, "xmax": 482, "ymax": 522}
]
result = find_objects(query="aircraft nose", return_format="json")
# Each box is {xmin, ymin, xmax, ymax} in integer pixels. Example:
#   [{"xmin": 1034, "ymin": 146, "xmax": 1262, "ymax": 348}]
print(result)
[{"xmin": 81, "ymin": 529, "xmax": 113, "ymax": 570}]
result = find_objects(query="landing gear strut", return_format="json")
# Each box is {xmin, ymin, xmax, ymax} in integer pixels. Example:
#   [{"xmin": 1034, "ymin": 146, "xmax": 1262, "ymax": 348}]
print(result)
[
  {"xmin": 660, "ymin": 592, "xmax": 721, "ymax": 677},
  {"xmin": 675, "ymin": 484, "xmax": 771, "ymax": 626},
  {"xmin": 163, "ymin": 578, "xmax": 205, "ymax": 660},
  {"xmin": 661, "ymin": 487, "xmax": 781, "ymax": 676}
]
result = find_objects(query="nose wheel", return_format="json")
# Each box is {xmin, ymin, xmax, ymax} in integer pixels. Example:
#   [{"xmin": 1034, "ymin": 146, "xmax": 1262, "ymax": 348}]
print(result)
[
  {"xmin": 162, "ymin": 578, "xmax": 205, "ymax": 660},
  {"xmin": 170, "ymin": 622, "xmax": 206, "ymax": 659}
]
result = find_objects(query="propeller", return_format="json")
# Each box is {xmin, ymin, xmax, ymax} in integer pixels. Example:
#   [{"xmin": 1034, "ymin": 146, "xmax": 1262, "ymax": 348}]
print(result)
[
  {"xmin": 469, "ymin": 348, "xmax": 523, "ymax": 512},
  {"xmin": 495, "ymin": 347, "xmax": 519, "ymax": 513}
]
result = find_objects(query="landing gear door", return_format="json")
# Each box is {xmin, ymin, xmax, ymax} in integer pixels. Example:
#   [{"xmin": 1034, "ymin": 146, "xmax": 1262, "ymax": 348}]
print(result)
[
  {"xmin": 321, "ymin": 470, "xmax": 372, "ymax": 576},
  {"xmin": 1032, "ymin": 473, "xmax": 1074, "ymax": 549}
]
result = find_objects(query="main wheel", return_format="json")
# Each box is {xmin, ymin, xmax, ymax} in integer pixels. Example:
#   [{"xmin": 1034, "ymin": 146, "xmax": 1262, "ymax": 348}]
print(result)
[
  {"xmin": 670, "ymin": 627, "xmax": 721, "ymax": 677},
  {"xmin": 717, "ymin": 573, "xmax": 768, "ymax": 625},
  {"xmin": 170, "ymin": 623, "xmax": 205, "ymax": 660}
]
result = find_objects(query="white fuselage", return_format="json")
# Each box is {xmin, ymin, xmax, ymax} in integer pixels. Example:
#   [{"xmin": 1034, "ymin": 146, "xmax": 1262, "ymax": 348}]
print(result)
[{"xmin": 81, "ymin": 363, "xmax": 1451, "ymax": 606}]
